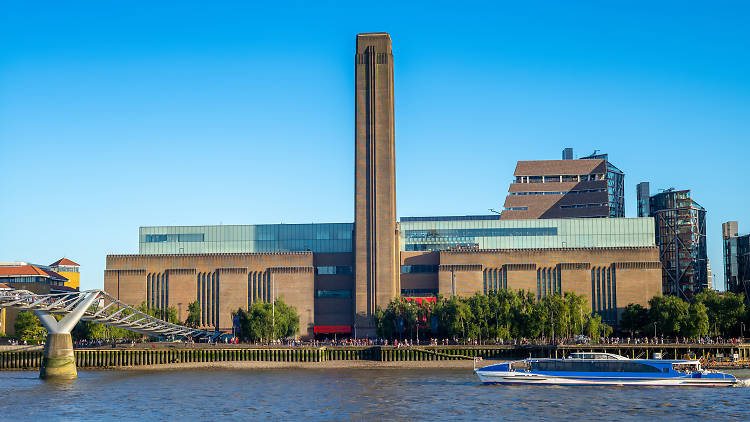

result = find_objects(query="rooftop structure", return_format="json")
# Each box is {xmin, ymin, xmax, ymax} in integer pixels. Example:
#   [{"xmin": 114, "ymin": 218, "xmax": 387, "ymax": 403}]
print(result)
[
  {"xmin": 0, "ymin": 264, "xmax": 69, "ymax": 286},
  {"xmin": 399, "ymin": 216, "xmax": 655, "ymax": 251},
  {"xmin": 501, "ymin": 149, "xmax": 625, "ymax": 220}
]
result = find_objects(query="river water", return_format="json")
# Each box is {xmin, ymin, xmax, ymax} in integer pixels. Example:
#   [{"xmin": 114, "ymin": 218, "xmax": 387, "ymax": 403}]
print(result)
[{"xmin": 1, "ymin": 368, "xmax": 748, "ymax": 421}]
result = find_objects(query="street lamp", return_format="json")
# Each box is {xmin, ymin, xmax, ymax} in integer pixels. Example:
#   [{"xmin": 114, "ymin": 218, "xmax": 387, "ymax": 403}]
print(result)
[
  {"xmin": 742, "ymin": 322, "xmax": 745, "ymax": 342},
  {"xmin": 271, "ymin": 272, "xmax": 276, "ymax": 342}
]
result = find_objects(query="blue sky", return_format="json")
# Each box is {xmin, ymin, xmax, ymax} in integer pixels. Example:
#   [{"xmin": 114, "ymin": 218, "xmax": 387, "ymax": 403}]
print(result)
[{"xmin": 1, "ymin": 2, "xmax": 748, "ymax": 291}]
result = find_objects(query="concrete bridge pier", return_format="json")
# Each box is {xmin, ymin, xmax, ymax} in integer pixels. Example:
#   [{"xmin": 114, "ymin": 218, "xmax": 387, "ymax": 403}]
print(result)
[{"xmin": 34, "ymin": 292, "xmax": 99, "ymax": 380}]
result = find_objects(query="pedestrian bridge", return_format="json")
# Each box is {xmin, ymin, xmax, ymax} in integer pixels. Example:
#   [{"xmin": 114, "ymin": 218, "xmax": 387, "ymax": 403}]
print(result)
[{"xmin": 0, "ymin": 288, "xmax": 218, "ymax": 379}]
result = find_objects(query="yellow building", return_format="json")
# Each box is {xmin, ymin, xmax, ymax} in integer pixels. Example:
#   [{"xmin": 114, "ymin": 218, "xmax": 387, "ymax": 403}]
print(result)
[{"xmin": 49, "ymin": 258, "xmax": 80, "ymax": 290}]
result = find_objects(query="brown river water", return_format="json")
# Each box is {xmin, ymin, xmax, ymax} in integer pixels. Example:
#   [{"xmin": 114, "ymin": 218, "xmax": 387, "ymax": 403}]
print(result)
[{"xmin": 1, "ymin": 368, "xmax": 749, "ymax": 420}]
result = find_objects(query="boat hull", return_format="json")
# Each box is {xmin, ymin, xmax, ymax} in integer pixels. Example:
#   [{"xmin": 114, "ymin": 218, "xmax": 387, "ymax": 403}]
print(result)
[{"xmin": 475, "ymin": 370, "xmax": 737, "ymax": 387}]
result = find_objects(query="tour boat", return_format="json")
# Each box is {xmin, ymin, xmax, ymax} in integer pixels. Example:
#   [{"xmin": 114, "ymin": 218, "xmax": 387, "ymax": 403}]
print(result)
[{"xmin": 475, "ymin": 352, "xmax": 737, "ymax": 387}]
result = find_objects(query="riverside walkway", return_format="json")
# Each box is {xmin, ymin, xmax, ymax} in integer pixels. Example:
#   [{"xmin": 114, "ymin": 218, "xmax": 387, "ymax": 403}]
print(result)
[{"xmin": 0, "ymin": 343, "xmax": 748, "ymax": 370}]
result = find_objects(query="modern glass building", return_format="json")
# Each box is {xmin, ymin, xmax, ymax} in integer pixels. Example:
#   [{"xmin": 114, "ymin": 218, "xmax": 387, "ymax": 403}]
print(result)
[
  {"xmin": 723, "ymin": 221, "xmax": 750, "ymax": 300},
  {"xmin": 399, "ymin": 215, "xmax": 655, "ymax": 251}
]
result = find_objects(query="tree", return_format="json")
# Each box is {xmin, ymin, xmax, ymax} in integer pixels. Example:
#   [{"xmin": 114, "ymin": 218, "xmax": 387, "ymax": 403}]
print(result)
[
  {"xmin": 620, "ymin": 304, "xmax": 649, "ymax": 337},
  {"xmin": 235, "ymin": 297, "xmax": 299, "ymax": 342},
  {"xmin": 694, "ymin": 290, "xmax": 746, "ymax": 336},
  {"xmin": 583, "ymin": 313, "xmax": 612, "ymax": 342},
  {"xmin": 185, "ymin": 301, "xmax": 201, "ymax": 328},
  {"xmin": 565, "ymin": 292, "xmax": 588, "ymax": 338},
  {"xmin": 648, "ymin": 295, "xmax": 689, "ymax": 337},
  {"xmin": 684, "ymin": 302, "xmax": 709, "ymax": 338},
  {"xmin": 14, "ymin": 311, "xmax": 47, "ymax": 344}
]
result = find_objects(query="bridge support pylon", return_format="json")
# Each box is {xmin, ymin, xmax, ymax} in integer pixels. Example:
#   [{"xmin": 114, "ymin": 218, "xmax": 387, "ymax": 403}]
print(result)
[{"xmin": 35, "ymin": 291, "xmax": 100, "ymax": 380}]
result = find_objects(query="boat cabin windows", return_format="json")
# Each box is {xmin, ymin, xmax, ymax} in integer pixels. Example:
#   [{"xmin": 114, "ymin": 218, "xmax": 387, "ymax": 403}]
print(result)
[
  {"xmin": 569, "ymin": 352, "xmax": 627, "ymax": 360},
  {"xmin": 530, "ymin": 360, "xmax": 661, "ymax": 373},
  {"xmin": 672, "ymin": 363, "xmax": 700, "ymax": 373}
]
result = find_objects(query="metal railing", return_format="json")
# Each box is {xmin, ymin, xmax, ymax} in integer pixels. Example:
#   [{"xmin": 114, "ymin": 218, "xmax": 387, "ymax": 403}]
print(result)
[{"xmin": 0, "ymin": 289, "xmax": 217, "ymax": 338}]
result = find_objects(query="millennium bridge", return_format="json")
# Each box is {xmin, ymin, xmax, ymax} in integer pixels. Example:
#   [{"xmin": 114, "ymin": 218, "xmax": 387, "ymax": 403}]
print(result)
[{"xmin": 0, "ymin": 288, "xmax": 216, "ymax": 379}]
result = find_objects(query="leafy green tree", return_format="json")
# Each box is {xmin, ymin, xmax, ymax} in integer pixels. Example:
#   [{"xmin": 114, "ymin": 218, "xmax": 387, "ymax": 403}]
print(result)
[
  {"xmin": 583, "ymin": 313, "xmax": 612, "ymax": 342},
  {"xmin": 694, "ymin": 290, "xmax": 745, "ymax": 336},
  {"xmin": 620, "ymin": 303, "xmax": 649, "ymax": 337},
  {"xmin": 14, "ymin": 311, "xmax": 47, "ymax": 344},
  {"xmin": 684, "ymin": 302, "xmax": 709, "ymax": 338},
  {"xmin": 648, "ymin": 295, "xmax": 689, "ymax": 337},
  {"xmin": 235, "ymin": 297, "xmax": 299, "ymax": 342},
  {"xmin": 565, "ymin": 292, "xmax": 588, "ymax": 338},
  {"xmin": 185, "ymin": 301, "xmax": 201, "ymax": 328}
]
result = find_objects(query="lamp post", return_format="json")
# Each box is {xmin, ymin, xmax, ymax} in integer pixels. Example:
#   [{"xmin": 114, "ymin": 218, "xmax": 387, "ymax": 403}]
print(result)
[
  {"xmin": 742, "ymin": 322, "xmax": 745, "ymax": 342},
  {"xmin": 451, "ymin": 269, "xmax": 455, "ymax": 297}
]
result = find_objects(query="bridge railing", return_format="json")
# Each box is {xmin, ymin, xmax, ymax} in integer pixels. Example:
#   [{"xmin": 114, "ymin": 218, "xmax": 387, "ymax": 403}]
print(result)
[{"xmin": 0, "ymin": 289, "xmax": 218, "ymax": 339}]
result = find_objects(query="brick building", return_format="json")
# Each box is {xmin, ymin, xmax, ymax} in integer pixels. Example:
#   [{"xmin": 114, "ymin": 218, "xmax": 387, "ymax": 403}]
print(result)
[{"xmin": 104, "ymin": 33, "xmax": 661, "ymax": 338}]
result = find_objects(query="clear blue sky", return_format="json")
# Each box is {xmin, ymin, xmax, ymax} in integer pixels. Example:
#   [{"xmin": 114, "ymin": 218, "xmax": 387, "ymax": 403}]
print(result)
[{"xmin": 1, "ymin": 2, "xmax": 748, "ymax": 291}]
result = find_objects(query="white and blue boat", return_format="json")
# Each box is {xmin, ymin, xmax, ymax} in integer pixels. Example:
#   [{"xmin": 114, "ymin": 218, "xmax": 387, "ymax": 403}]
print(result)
[{"xmin": 475, "ymin": 352, "xmax": 737, "ymax": 387}]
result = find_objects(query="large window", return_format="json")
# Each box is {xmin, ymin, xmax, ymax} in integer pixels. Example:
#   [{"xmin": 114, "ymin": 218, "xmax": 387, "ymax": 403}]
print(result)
[
  {"xmin": 178, "ymin": 233, "xmax": 204, "ymax": 242},
  {"xmin": 316, "ymin": 266, "xmax": 353, "ymax": 275},
  {"xmin": 401, "ymin": 289, "xmax": 438, "ymax": 297},
  {"xmin": 316, "ymin": 290, "xmax": 351, "ymax": 298},
  {"xmin": 145, "ymin": 233, "xmax": 204, "ymax": 243},
  {"xmin": 404, "ymin": 227, "xmax": 557, "ymax": 241},
  {"xmin": 401, "ymin": 265, "xmax": 439, "ymax": 273},
  {"xmin": 530, "ymin": 360, "xmax": 660, "ymax": 373}
]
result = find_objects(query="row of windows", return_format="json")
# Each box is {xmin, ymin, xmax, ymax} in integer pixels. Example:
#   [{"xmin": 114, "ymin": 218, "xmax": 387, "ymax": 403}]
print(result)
[
  {"xmin": 509, "ymin": 188, "xmax": 606, "ymax": 196},
  {"xmin": 248, "ymin": 271, "xmax": 271, "ymax": 307},
  {"xmin": 537, "ymin": 267, "xmax": 561, "ymax": 299},
  {"xmin": 405, "ymin": 243, "xmax": 477, "ymax": 251},
  {"xmin": 401, "ymin": 265, "xmax": 439, "ymax": 274},
  {"xmin": 560, "ymin": 203, "xmax": 608, "ymax": 209},
  {"xmin": 0, "ymin": 276, "xmax": 57, "ymax": 284},
  {"xmin": 400, "ymin": 215, "xmax": 501, "ymax": 222},
  {"xmin": 515, "ymin": 174, "xmax": 604, "ymax": 183},
  {"xmin": 503, "ymin": 207, "xmax": 528, "ymax": 211},
  {"xmin": 530, "ymin": 360, "xmax": 660, "ymax": 373},
  {"xmin": 592, "ymin": 266, "xmax": 617, "ymax": 325},
  {"xmin": 316, "ymin": 266, "xmax": 352, "ymax": 275},
  {"xmin": 197, "ymin": 272, "xmax": 218, "ymax": 327},
  {"xmin": 146, "ymin": 273, "xmax": 169, "ymax": 320},
  {"xmin": 484, "ymin": 268, "xmax": 507, "ymax": 293},
  {"xmin": 404, "ymin": 227, "xmax": 558, "ymax": 240},
  {"xmin": 146, "ymin": 234, "xmax": 205, "ymax": 243},
  {"xmin": 316, "ymin": 290, "xmax": 351, "ymax": 298}
]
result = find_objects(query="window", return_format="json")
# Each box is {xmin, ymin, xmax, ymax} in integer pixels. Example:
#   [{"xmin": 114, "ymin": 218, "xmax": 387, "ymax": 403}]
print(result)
[
  {"xmin": 316, "ymin": 266, "xmax": 352, "ymax": 275},
  {"xmin": 178, "ymin": 233, "xmax": 204, "ymax": 242},
  {"xmin": 316, "ymin": 290, "xmax": 351, "ymax": 298},
  {"xmin": 401, "ymin": 289, "xmax": 438, "ymax": 297},
  {"xmin": 503, "ymin": 207, "xmax": 528, "ymax": 211},
  {"xmin": 401, "ymin": 265, "xmax": 439, "ymax": 273},
  {"xmin": 530, "ymin": 360, "xmax": 660, "ymax": 373},
  {"xmin": 404, "ymin": 227, "xmax": 557, "ymax": 240},
  {"xmin": 146, "ymin": 234, "xmax": 167, "ymax": 242}
]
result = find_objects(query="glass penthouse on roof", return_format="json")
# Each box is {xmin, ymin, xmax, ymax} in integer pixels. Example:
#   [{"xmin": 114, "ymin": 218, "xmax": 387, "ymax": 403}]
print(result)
[
  {"xmin": 139, "ymin": 216, "xmax": 655, "ymax": 255},
  {"xmin": 399, "ymin": 215, "xmax": 654, "ymax": 251}
]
